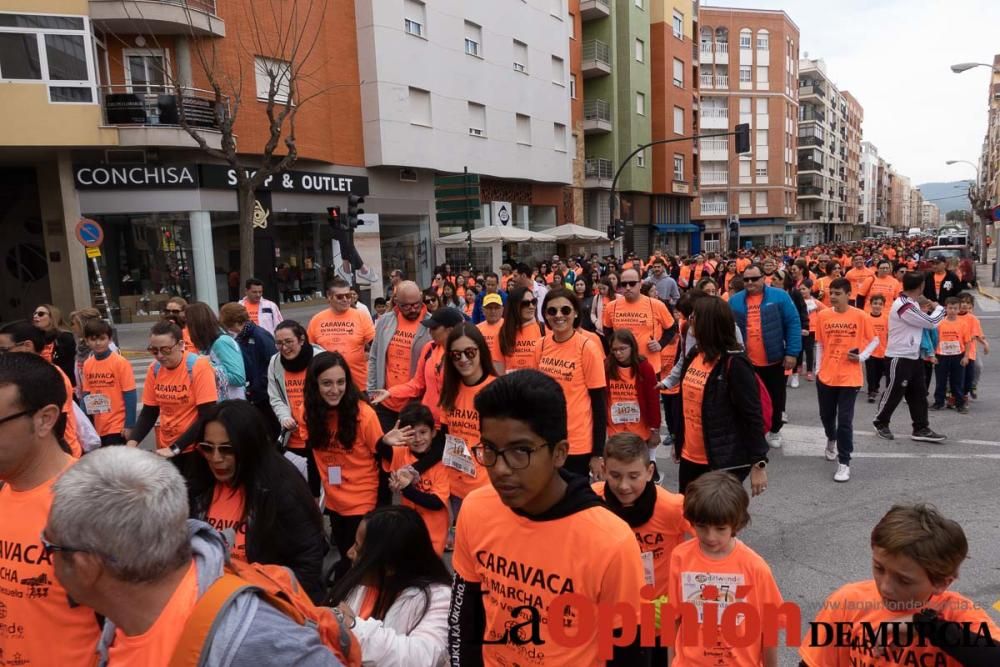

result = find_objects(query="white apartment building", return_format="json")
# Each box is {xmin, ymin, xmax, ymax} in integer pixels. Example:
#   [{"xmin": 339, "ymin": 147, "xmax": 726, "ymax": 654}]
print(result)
[
  {"xmin": 921, "ymin": 201, "xmax": 942, "ymax": 230},
  {"xmin": 859, "ymin": 141, "xmax": 879, "ymax": 230}
]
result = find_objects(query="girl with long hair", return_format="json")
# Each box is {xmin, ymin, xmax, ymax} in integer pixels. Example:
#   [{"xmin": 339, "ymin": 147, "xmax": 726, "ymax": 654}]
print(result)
[
  {"xmin": 498, "ymin": 286, "xmax": 543, "ymax": 373},
  {"xmin": 32, "ymin": 303, "xmax": 76, "ymax": 383},
  {"xmin": 185, "ymin": 301, "xmax": 246, "ymax": 399},
  {"xmin": 440, "ymin": 281, "xmax": 461, "ymax": 309},
  {"xmin": 605, "ymin": 329, "xmax": 661, "ymax": 450}
]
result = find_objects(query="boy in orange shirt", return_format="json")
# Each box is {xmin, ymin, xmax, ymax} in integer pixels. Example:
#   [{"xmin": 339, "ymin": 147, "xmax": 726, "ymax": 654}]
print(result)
[
  {"xmin": 864, "ymin": 294, "xmax": 890, "ymax": 403},
  {"xmin": 800, "ymin": 504, "xmax": 1000, "ymax": 666},
  {"xmin": 930, "ymin": 297, "xmax": 971, "ymax": 414},
  {"xmin": 957, "ymin": 293, "xmax": 988, "ymax": 400},
  {"xmin": 81, "ymin": 318, "xmax": 136, "ymax": 446},
  {"xmin": 667, "ymin": 471, "xmax": 784, "ymax": 667}
]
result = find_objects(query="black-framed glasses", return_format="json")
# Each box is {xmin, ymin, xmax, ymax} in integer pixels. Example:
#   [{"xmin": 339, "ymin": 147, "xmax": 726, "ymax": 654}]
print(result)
[
  {"xmin": 275, "ymin": 338, "xmax": 300, "ymax": 348},
  {"xmin": 743, "ymin": 276, "xmax": 762, "ymax": 282},
  {"xmin": 196, "ymin": 442, "xmax": 236, "ymax": 457},
  {"xmin": 424, "ymin": 298, "xmax": 439, "ymax": 305},
  {"xmin": 546, "ymin": 306, "xmax": 573, "ymax": 317},
  {"xmin": 449, "ymin": 347, "xmax": 478, "ymax": 362},
  {"xmin": 472, "ymin": 442, "xmax": 550, "ymax": 469},
  {"xmin": 620, "ymin": 280, "xmax": 639, "ymax": 288},
  {"xmin": 147, "ymin": 342, "xmax": 181, "ymax": 356},
  {"xmin": 0, "ymin": 409, "xmax": 34, "ymax": 427},
  {"xmin": 40, "ymin": 532, "xmax": 86, "ymax": 557}
]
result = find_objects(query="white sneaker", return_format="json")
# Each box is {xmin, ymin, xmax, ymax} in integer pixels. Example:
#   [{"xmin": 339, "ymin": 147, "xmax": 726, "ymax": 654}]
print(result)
[
  {"xmin": 834, "ymin": 463, "xmax": 850, "ymax": 482},
  {"xmin": 766, "ymin": 432, "xmax": 783, "ymax": 449},
  {"xmin": 825, "ymin": 439, "xmax": 837, "ymax": 461},
  {"xmin": 790, "ymin": 374, "xmax": 800, "ymax": 388},
  {"xmin": 355, "ymin": 265, "xmax": 380, "ymax": 286},
  {"xmin": 781, "ymin": 411, "xmax": 788, "ymax": 424}
]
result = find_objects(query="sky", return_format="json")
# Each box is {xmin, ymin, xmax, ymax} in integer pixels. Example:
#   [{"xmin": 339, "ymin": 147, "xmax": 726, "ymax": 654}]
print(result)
[{"xmin": 702, "ymin": 0, "xmax": 1000, "ymax": 186}]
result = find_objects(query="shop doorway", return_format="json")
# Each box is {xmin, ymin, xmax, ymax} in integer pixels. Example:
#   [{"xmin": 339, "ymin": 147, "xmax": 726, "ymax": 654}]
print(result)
[{"xmin": 0, "ymin": 168, "xmax": 51, "ymax": 323}]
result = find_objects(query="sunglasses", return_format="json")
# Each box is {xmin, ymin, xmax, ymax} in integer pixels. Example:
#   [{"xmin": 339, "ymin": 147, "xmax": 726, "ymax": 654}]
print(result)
[
  {"xmin": 521, "ymin": 299, "xmax": 537, "ymax": 308},
  {"xmin": 450, "ymin": 347, "xmax": 478, "ymax": 362},
  {"xmin": 146, "ymin": 342, "xmax": 181, "ymax": 356},
  {"xmin": 165, "ymin": 308, "xmax": 183, "ymax": 315},
  {"xmin": 546, "ymin": 306, "xmax": 574, "ymax": 317},
  {"xmin": 620, "ymin": 280, "xmax": 639, "ymax": 288},
  {"xmin": 196, "ymin": 442, "xmax": 236, "ymax": 457},
  {"xmin": 33, "ymin": 311, "xmax": 49, "ymax": 317},
  {"xmin": 743, "ymin": 276, "xmax": 762, "ymax": 282},
  {"xmin": 424, "ymin": 298, "xmax": 439, "ymax": 305},
  {"xmin": 332, "ymin": 293, "xmax": 351, "ymax": 301}
]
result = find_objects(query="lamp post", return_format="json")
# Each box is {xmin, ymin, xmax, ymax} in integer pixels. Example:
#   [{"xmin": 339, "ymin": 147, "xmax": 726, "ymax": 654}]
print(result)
[
  {"xmin": 945, "ymin": 159, "xmax": 986, "ymax": 262},
  {"xmin": 950, "ymin": 62, "xmax": 1000, "ymax": 74}
]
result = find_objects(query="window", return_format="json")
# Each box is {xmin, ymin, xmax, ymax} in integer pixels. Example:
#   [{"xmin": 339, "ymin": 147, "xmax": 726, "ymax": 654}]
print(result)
[
  {"xmin": 255, "ymin": 56, "xmax": 292, "ymax": 103},
  {"xmin": 568, "ymin": 13, "xmax": 576, "ymax": 39},
  {"xmin": 635, "ymin": 0, "xmax": 643, "ymax": 8},
  {"xmin": 739, "ymin": 160, "xmax": 751, "ymax": 184},
  {"xmin": 636, "ymin": 149, "xmax": 646, "ymax": 167},
  {"xmin": 570, "ymin": 74, "xmax": 577, "ymax": 99},
  {"xmin": 554, "ymin": 122, "xmax": 567, "ymax": 151},
  {"xmin": 404, "ymin": 0, "xmax": 425, "ymax": 37},
  {"xmin": 468, "ymin": 102, "xmax": 486, "ymax": 137},
  {"xmin": 756, "ymin": 98, "xmax": 768, "ymax": 114},
  {"xmin": 516, "ymin": 113, "xmax": 531, "ymax": 144},
  {"xmin": 755, "ymin": 191, "xmax": 768, "ymax": 212},
  {"xmin": 0, "ymin": 33, "xmax": 41, "ymax": 79},
  {"xmin": 739, "ymin": 98, "xmax": 751, "ymax": 114},
  {"xmin": 636, "ymin": 91, "xmax": 645, "ymax": 115},
  {"xmin": 464, "ymin": 21, "xmax": 482, "ymax": 57},
  {"xmin": 756, "ymin": 29, "xmax": 769, "ymax": 50},
  {"xmin": 673, "ymin": 58, "xmax": 683, "ymax": 86},
  {"xmin": 673, "ymin": 106, "xmax": 683, "ymax": 134},
  {"xmin": 756, "ymin": 129, "xmax": 767, "ymax": 147},
  {"xmin": 124, "ymin": 50, "xmax": 165, "ymax": 93},
  {"xmin": 755, "ymin": 161, "xmax": 768, "ymax": 178},
  {"xmin": 739, "ymin": 65, "xmax": 751, "ymax": 82},
  {"xmin": 739, "ymin": 191, "xmax": 751, "ymax": 213},
  {"xmin": 550, "ymin": 0, "xmax": 562, "ymax": 19},
  {"xmin": 551, "ymin": 55, "xmax": 564, "ymax": 85},
  {"xmin": 673, "ymin": 155, "xmax": 684, "ymax": 181},
  {"xmin": 0, "ymin": 17, "xmax": 96, "ymax": 103},
  {"xmin": 408, "ymin": 86, "xmax": 431, "ymax": 126},
  {"xmin": 635, "ymin": 38, "xmax": 644, "ymax": 63},
  {"xmin": 756, "ymin": 65, "xmax": 768, "ymax": 84},
  {"xmin": 672, "ymin": 10, "xmax": 684, "ymax": 39},
  {"xmin": 513, "ymin": 40, "xmax": 528, "ymax": 73},
  {"xmin": 739, "ymin": 29, "xmax": 752, "ymax": 49}
]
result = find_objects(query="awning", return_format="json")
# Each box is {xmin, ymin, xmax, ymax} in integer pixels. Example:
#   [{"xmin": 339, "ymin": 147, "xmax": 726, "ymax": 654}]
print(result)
[{"xmin": 654, "ymin": 224, "xmax": 700, "ymax": 233}]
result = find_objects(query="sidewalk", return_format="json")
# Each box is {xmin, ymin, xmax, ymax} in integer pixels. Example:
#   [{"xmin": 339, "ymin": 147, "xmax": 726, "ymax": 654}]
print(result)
[{"xmin": 976, "ymin": 263, "xmax": 1000, "ymax": 301}]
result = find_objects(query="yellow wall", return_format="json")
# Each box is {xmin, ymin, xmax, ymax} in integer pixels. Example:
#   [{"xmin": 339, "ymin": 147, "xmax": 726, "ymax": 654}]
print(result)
[
  {"xmin": 651, "ymin": 0, "xmax": 695, "ymax": 38},
  {"xmin": 0, "ymin": 0, "xmax": 89, "ymax": 13},
  {"xmin": 0, "ymin": 85, "xmax": 117, "ymax": 146}
]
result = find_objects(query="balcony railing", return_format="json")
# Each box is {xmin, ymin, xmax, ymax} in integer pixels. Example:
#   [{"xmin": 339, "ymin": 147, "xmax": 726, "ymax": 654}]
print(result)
[
  {"xmin": 799, "ymin": 135, "xmax": 824, "ymax": 147},
  {"xmin": 799, "ymin": 83, "xmax": 826, "ymax": 98},
  {"xmin": 702, "ymin": 107, "xmax": 728, "ymax": 119},
  {"xmin": 99, "ymin": 85, "xmax": 227, "ymax": 129},
  {"xmin": 799, "ymin": 158, "xmax": 824, "ymax": 172},
  {"xmin": 700, "ymin": 43, "xmax": 713, "ymax": 57},
  {"xmin": 700, "ymin": 201, "xmax": 728, "ymax": 215},
  {"xmin": 799, "ymin": 186, "xmax": 823, "ymax": 196},
  {"xmin": 716, "ymin": 42, "xmax": 729, "ymax": 53},
  {"xmin": 582, "ymin": 40, "xmax": 612, "ymax": 68},
  {"xmin": 701, "ymin": 172, "xmax": 729, "ymax": 185},
  {"xmin": 700, "ymin": 73, "xmax": 713, "ymax": 88},
  {"xmin": 579, "ymin": 0, "xmax": 610, "ymax": 20},
  {"xmin": 584, "ymin": 158, "xmax": 613, "ymax": 180},
  {"xmin": 701, "ymin": 138, "xmax": 729, "ymax": 152},
  {"xmin": 583, "ymin": 99, "xmax": 611, "ymax": 123},
  {"xmin": 715, "ymin": 74, "xmax": 729, "ymax": 88},
  {"xmin": 799, "ymin": 109, "xmax": 825, "ymax": 123},
  {"xmin": 90, "ymin": 0, "xmax": 223, "ymax": 37}
]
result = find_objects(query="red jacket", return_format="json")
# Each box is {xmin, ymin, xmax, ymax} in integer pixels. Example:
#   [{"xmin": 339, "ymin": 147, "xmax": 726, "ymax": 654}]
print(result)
[{"xmin": 636, "ymin": 359, "xmax": 662, "ymax": 430}]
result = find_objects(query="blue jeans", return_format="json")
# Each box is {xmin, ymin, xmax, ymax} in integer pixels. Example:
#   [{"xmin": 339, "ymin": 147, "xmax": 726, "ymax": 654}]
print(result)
[
  {"xmin": 934, "ymin": 355, "xmax": 966, "ymax": 408},
  {"xmin": 816, "ymin": 381, "xmax": 859, "ymax": 464}
]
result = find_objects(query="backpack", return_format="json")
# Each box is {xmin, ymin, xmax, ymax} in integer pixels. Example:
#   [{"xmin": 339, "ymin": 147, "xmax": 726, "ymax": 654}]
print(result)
[
  {"xmin": 725, "ymin": 355, "xmax": 772, "ymax": 434},
  {"xmin": 169, "ymin": 560, "xmax": 362, "ymax": 667},
  {"xmin": 153, "ymin": 353, "xmax": 228, "ymax": 403}
]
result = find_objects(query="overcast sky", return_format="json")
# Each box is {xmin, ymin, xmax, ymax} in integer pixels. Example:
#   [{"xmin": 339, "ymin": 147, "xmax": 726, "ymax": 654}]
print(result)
[{"xmin": 703, "ymin": 0, "xmax": 1000, "ymax": 187}]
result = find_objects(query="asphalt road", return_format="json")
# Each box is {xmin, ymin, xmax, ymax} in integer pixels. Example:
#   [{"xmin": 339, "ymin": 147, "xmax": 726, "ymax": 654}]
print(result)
[{"xmin": 654, "ymin": 296, "xmax": 1000, "ymax": 665}]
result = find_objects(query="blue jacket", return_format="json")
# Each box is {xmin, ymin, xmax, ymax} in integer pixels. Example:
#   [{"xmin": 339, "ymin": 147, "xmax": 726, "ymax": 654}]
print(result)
[
  {"xmin": 472, "ymin": 289, "xmax": 508, "ymax": 324},
  {"xmin": 728, "ymin": 286, "xmax": 802, "ymax": 364},
  {"xmin": 234, "ymin": 323, "xmax": 277, "ymax": 405}
]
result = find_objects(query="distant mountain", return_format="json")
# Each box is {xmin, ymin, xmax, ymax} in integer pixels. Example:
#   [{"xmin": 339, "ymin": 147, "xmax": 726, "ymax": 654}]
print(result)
[{"xmin": 915, "ymin": 181, "xmax": 974, "ymax": 215}]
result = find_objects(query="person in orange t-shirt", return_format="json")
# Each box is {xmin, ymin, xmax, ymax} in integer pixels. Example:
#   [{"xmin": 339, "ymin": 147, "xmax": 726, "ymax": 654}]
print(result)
[
  {"xmin": 536, "ymin": 291, "xmax": 607, "ymax": 479},
  {"xmin": 658, "ymin": 333, "xmax": 683, "ymax": 448},
  {"xmin": 307, "ymin": 279, "xmax": 376, "ymax": 391},
  {"xmin": 499, "ymin": 286, "xmax": 544, "ymax": 372},
  {"xmin": 603, "ymin": 268, "xmax": 675, "ymax": 372},
  {"xmin": 931, "ymin": 298, "xmax": 971, "ymax": 413},
  {"xmin": 81, "ymin": 318, "xmax": 136, "ymax": 447},
  {"xmin": 605, "ymin": 330, "xmax": 661, "ymax": 446},
  {"xmin": 814, "ymin": 278, "xmax": 878, "ymax": 482},
  {"xmin": 957, "ymin": 293, "xmax": 989, "ymax": 400},
  {"xmin": 476, "ymin": 293, "xmax": 505, "ymax": 374},
  {"xmin": 800, "ymin": 504, "xmax": 1000, "ymax": 667},
  {"xmin": 861, "ymin": 259, "xmax": 901, "ymax": 312},
  {"xmin": 0, "ymin": 353, "xmax": 103, "ymax": 667},
  {"xmin": 668, "ymin": 471, "xmax": 784, "ymax": 667},
  {"xmin": 844, "ymin": 255, "xmax": 874, "ymax": 308},
  {"xmin": 864, "ymin": 294, "xmax": 890, "ymax": 403}
]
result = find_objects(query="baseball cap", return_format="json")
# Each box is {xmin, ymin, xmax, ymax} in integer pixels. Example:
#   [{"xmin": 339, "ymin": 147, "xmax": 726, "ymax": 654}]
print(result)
[
  {"xmin": 483, "ymin": 293, "xmax": 503, "ymax": 307},
  {"xmin": 422, "ymin": 307, "xmax": 465, "ymax": 329}
]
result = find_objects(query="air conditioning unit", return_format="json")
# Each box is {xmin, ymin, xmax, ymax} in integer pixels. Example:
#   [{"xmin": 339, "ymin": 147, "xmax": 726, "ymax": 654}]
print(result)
[
  {"xmin": 399, "ymin": 168, "xmax": 417, "ymax": 183},
  {"xmin": 469, "ymin": 127, "xmax": 484, "ymax": 137}
]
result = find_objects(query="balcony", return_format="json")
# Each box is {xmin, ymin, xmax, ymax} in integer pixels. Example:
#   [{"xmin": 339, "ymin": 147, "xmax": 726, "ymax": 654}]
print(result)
[
  {"xmin": 701, "ymin": 171, "xmax": 729, "ymax": 186},
  {"xmin": 715, "ymin": 74, "xmax": 729, "ymax": 88},
  {"xmin": 579, "ymin": 0, "xmax": 610, "ymax": 20},
  {"xmin": 700, "ymin": 73, "xmax": 713, "ymax": 89},
  {"xmin": 799, "ymin": 135, "xmax": 824, "ymax": 147},
  {"xmin": 700, "ymin": 137, "xmax": 728, "ymax": 160},
  {"xmin": 582, "ymin": 40, "xmax": 612, "ymax": 78},
  {"xmin": 799, "ymin": 83, "xmax": 826, "ymax": 99},
  {"xmin": 700, "ymin": 107, "xmax": 728, "ymax": 129},
  {"xmin": 798, "ymin": 185, "xmax": 823, "ymax": 198},
  {"xmin": 700, "ymin": 201, "xmax": 728, "ymax": 216},
  {"xmin": 700, "ymin": 42, "xmax": 714, "ymax": 61},
  {"xmin": 583, "ymin": 99, "xmax": 612, "ymax": 134},
  {"xmin": 99, "ymin": 85, "xmax": 225, "ymax": 149},
  {"xmin": 799, "ymin": 108, "xmax": 825, "ymax": 124},
  {"xmin": 799, "ymin": 158, "xmax": 824, "ymax": 173},
  {"xmin": 584, "ymin": 158, "xmax": 613, "ymax": 188},
  {"xmin": 90, "ymin": 0, "xmax": 225, "ymax": 37},
  {"xmin": 714, "ymin": 42, "xmax": 729, "ymax": 64}
]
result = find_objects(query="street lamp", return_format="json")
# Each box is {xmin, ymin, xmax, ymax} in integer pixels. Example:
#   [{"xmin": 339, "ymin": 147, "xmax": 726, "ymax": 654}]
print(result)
[
  {"xmin": 945, "ymin": 160, "xmax": 986, "ymax": 260},
  {"xmin": 949, "ymin": 62, "xmax": 998, "ymax": 74}
]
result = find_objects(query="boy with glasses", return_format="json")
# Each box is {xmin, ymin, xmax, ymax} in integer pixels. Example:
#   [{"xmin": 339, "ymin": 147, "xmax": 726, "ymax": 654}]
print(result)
[{"xmin": 450, "ymin": 370, "xmax": 648, "ymax": 666}]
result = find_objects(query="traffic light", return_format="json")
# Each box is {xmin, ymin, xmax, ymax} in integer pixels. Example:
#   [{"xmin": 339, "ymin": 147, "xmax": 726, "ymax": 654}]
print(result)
[
  {"xmin": 608, "ymin": 220, "xmax": 617, "ymax": 240},
  {"xmin": 728, "ymin": 215, "xmax": 740, "ymax": 235},
  {"xmin": 735, "ymin": 123, "xmax": 750, "ymax": 154},
  {"xmin": 347, "ymin": 194, "xmax": 365, "ymax": 230},
  {"xmin": 327, "ymin": 206, "xmax": 345, "ymax": 230}
]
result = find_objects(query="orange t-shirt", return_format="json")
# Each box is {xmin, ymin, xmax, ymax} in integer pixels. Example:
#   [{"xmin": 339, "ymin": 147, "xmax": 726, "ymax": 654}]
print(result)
[
  {"xmin": 744, "ymin": 293, "xmax": 769, "ymax": 367},
  {"xmin": 108, "ymin": 562, "xmax": 199, "ymax": 666},
  {"xmin": 534, "ymin": 333, "xmax": 607, "ymax": 456},
  {"xmin": 933, "ymin": 271, "xmax": 945, "ymax": 296},
  {"xmin": 735, "ymin": 258, "xmax": 751, "ymax": 273},
  {"xmin": 311, "ymin": 402, "xmax": 382, "ymax": 516},
  {"xmin": 845, "ymin": 267, "xmax": 874, "ymax": 297},
  {"xmin": 0, "ymin": 458, "xmax": 102, "ymax": 667},
  {"xmin": 868, "ymin": 311, "xmax": 889, "ymax": 359},
  {"xmin": 799, "ymin": 580, "xmax": 1000, "ymax": 667},
  {"xmin": 659, "ymin": 336, "xmax": 682, "ymax": 396},
  {"xmin": 863, "ymin": 276, "xmax": 901, "ymax": 312},
  {"xmin": 681, "ymin": 353, "xmax": 717, "ymax": 465},
  {"xmin": 477, "ymin": 319, "xmax": 504, "ymax": 368},
  {"xmin": 936, "ymin": 317, "xmax": 969, "ymax": 357},
  {"xmin": 56, "ymin": 365, "xmax": 82, "ymax": 457},
  {"xmin": 815, "ymin": 307, "xmax": 874, "ymax": 387},
  {"xmin": 503, "ymin": 321, "xmax": 543, "ymax": 372},
  {"xmin": 81, "ymin": 351, "xmax": 136, "ymax": 436},
  {"xmin": 381, "ymin": 313, "xmax": 426, "ymax": 412},
  {"xmin": 41, "ymin": 340, "xmax": 55, "ymax": 363},
  {"xmin": 815, "ymin": 276, "xmax": 834, "ymax": 307},
  {"xmin": 181, "ymin": 326, "xmax": 194, "ymax": 352},
  {"xmin": 383, "ymin": 447, "xmax": 450, "ymax": 554},
  {"xmin": 307, "ymin": 308, "xmax": 375, "ymax": 390},
  {"xmin": 142, "ymin": 354, "xmax": 218, "ymax": 448},
  {"xmin": 806, "ymin": 299, "xmax": 827, "ymax": 334},
  {"xmin": 453, "ymin": 484, "xmax": 645, "ymax": 667},
  {"xmin": 205, "ymin": 484, "xmax": 247, "ymax": 562},
  {"xmin": 606, "ymin": 365, "xmax": 648, "ymax": 438},
  {"xmin": 283, "ymin": 367, "xmax": 309, "ymax": 450},
  {"xmin": 592, "ymin": 482, "xmax": 691, "ymax": 599},
  {"xmin": 441, "ymin": 375, "xmax": 497, "ymax": 498},
  {"xmin": 958, "ymin": 312, "xmax": 984, "ymax": 361},
  {"xmin": 245, "ymin": 299, "xmax": 260, "ymax": 325},
  {"xmin": 602, "ymin": 295, "xmax": 675, "ymax": 370},
  {"xmin": 668, "ymin": 539, "xmax": 785, "ymax": 667}
]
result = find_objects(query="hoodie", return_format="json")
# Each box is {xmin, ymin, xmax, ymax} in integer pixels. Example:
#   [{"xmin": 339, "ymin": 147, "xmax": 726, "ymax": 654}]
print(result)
[{"xmin": 97, "ymin": 520, "xmax": 342, "ymax": 667}]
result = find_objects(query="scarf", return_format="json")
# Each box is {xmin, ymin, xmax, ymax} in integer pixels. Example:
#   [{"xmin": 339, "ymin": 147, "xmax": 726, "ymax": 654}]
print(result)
[
  {"xmin": 601, "ymin": 479, "xmax": 657, "ymax": 528},
  {"xmin": 280, "ymin": 340, "xmax": 315, "ymax": 373}
]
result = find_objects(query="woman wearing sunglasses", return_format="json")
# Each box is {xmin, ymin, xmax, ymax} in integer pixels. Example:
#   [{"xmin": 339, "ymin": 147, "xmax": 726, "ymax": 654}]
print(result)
[
  {"xmin": 32, "ymin": 303, "xmax": 77, "ymax": 386},
  {"xmin": 186, "ymin": 400, "xmax": 327, "ymax": 603},
  {"xmin": 498, "ymin": 286, "xmax": 544, "ymax": 373},
  {"xmin": 534, "ymin": 290, "xmax": 607, "ymax": 479}
]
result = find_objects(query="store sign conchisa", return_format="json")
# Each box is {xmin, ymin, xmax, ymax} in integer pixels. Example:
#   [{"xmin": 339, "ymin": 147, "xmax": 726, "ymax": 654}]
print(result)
[{"xmin": 73, "ymin": 164, "xmax": 369, "ymax": 196}]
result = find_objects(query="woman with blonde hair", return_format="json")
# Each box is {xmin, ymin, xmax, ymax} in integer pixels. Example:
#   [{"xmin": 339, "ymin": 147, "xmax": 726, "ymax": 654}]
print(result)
[{"xmin": 33, "ymin": 303, "xmax": 76, "ymax": 384}]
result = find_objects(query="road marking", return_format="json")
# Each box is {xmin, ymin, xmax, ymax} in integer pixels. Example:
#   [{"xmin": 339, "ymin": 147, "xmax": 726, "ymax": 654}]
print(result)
[{"xmin": 778, "ymin": 424, "xmax": 1000, "ymax": 458}]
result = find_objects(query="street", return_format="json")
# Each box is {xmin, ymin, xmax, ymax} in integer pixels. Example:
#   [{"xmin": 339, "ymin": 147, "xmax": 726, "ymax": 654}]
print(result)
[{"xmin": 655, "ymin": 294, "xmax": 1000, "ymax": 663}]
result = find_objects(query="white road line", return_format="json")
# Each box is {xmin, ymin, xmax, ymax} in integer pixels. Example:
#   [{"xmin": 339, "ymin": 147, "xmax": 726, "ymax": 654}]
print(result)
[{"xmin": 778, "ymin": 425, "xmax": 1000, "ymax": 457}]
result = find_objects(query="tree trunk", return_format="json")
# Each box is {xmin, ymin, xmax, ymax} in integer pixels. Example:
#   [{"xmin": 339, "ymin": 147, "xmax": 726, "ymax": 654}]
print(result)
[{"xmin": 238, "ymin": 184, "xmax": 256, "ymax": 288}]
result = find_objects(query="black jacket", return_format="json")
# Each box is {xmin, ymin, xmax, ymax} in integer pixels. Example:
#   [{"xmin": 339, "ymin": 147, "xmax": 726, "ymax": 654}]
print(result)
[
  {"xmin": 923, "ymin": 271, "xmax": 964, "ymax": 302},
  {"xmin": 786, "ymin": 285, "xmax": 810, "ymax": 334},
  {"xmin": 234, "ymin": 322, "xmax": 278, "ymax": 405},
  {"xmin": 48, "ymin": 330, "xmax": 78, "ymax": 387},
  {"xmin": 674, "ymin": 349, "xmax": 770, "ymax": 471}
]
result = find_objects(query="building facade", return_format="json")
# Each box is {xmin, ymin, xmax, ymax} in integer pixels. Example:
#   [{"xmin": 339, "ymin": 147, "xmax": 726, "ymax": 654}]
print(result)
[
  {"xmin": 920, "ymin": 200, "xmax": 942, "ymax": 230},
  {"xmin": 841, "ymin": 90, "xmax": 863, "ymax": 239},
  {"xmin": 859, "ymin": 141, "xmax": 880, "ymax": 233},
  {"xmin": 693, "ymin": 7, "xmax": 800, "ymax": 248}
]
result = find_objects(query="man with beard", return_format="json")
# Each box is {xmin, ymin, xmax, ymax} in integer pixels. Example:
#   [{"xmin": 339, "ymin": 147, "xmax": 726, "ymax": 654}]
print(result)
[{"xmin": 162, "ymin": 297, "xmax": 193, "ymax": 350}]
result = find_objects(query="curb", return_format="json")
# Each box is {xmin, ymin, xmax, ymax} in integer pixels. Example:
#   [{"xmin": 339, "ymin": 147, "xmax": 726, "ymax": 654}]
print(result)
[{"xmin": 976, "ymin": 286, "xmax": 1000, "ymax": 303}]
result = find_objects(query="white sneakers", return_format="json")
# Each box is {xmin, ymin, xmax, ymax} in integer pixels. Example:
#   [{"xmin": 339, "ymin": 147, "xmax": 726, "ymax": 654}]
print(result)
[
  {"xmin": 790, "ymin": 374, "xmax": 800, "ymax": 388},
  {"xmin": 766, "ymin": 432, "xmax": 783, "ymax": 448},
  {"xmin": 825, "ymin": 439, "xmax": 837, "ymax": 461},
  {"xmin": 834, "ymin": 464, "xmax": 851, "ymax": 483}
]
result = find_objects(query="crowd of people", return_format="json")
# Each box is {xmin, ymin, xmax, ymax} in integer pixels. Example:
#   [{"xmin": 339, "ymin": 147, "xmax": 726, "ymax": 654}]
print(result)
[{"xmin": 1, "ymin": 237, "xmax": 998, "ymax": 666}]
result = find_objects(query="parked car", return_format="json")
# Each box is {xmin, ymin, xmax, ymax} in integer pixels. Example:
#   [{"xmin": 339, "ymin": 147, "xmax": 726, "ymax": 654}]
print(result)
[{"xmin": 919, "ymin": 245, "xmax": 977, "ymax": 287}]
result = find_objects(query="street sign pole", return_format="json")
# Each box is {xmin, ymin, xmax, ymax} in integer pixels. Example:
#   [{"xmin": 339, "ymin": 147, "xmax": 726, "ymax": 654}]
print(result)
[
  {"xmin": 465, "ymin": 166, "xmax": 473, "ymax": 272},
  {"xmin": 76, "ymin": 218, "xmax": 113, "ymax": 325}
]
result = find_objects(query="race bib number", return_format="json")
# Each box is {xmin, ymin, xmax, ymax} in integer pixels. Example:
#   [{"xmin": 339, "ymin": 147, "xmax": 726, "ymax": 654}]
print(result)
[
  {"xmin": 443, "ymin": 434, "xmax": 477, "ymax": 477},
  {"xmin": 611, "ymin": 401, "xmax": 641, "ymax": 424},
  {"xmin": 680, "ymin": 571, "xmax": 746, "ymax": 623},
  {"xmin": 83, "ymin": 393, "xmax": 112, "ymax": 415},
  {"xmin": 327, "ymin": 466, "xmax": 343, "ymax": 485},
  {"xmin": 940, "ymin": 341, "xmax": 961, "ymax": 356},
  {"xmin": 641, "ymin": 550, "xmax": 655, "ymax": 586}
]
